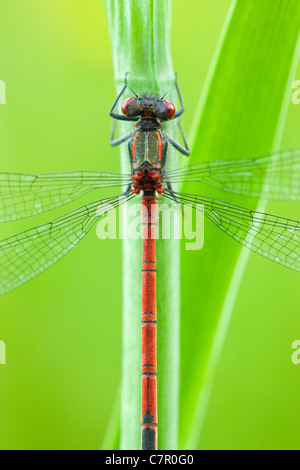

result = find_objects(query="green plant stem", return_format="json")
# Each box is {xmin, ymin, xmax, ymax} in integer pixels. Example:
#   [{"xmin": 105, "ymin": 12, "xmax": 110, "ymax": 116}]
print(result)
[{"xmin": 104, "ymin": 0, "xmax": 180, "ymax": 450}]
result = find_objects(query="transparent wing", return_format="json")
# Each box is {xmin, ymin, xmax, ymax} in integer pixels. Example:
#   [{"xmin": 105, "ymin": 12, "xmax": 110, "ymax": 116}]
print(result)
[
  {"xmin": 165, "ymin": 147, "xmax": 300, "ymax": 201},
  {"xmin": 0, "ymin": 192, "xmax": 132, "ymax": 296},
  {"xmin": 0, "ymin": 171, "xmax": 131, "ymax": 223},
  {"xmin": 164, "ymin": 191, "xmax": 300, "ymax": 272}
]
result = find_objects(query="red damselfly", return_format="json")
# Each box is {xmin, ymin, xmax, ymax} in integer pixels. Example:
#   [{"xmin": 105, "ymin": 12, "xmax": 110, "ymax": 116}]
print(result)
[{"xmin": 0, "ymin": 74, "xmax": 300, "ymax": 450}]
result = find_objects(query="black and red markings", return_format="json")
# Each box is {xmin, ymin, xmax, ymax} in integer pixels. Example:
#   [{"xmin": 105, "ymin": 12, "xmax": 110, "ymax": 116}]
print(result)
[{"xmin": 131, "ymin": 169, "xmax": 165, "ymax": 195}]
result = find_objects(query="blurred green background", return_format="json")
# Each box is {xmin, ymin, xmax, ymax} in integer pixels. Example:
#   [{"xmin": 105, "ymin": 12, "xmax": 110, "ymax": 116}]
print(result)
[{"xmin": 0, "ymin": 0, "xmax": 299, "ymax": 450}]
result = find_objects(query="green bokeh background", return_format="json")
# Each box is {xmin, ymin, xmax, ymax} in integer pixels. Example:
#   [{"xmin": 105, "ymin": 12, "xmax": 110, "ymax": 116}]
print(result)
[{"xmin": 0, "ymin": 0, "xmax": 299, "ymax": 449}]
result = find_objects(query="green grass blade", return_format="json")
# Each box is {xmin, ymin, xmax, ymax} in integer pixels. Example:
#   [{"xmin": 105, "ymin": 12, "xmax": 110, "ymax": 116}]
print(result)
[
  {"xmin": 180, "ymin": 0, "xmax": 300, "ymax": 449},
  {"xmin": 100, "ymin": 388, "xmax": 121, "ymax": 450},
  {"xmin": 104, "ymin": 0, "xmax": 182, "ymax": 450}
]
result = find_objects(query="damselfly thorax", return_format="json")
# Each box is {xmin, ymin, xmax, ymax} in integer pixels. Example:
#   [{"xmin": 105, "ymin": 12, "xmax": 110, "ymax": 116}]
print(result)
[
  {"xmin": 128, "ymin": 117, "xmax": 167, "ymax": 195},
  {"xmin": 129, "ymin": 118, "xmax": 166, "ymax": 170}
]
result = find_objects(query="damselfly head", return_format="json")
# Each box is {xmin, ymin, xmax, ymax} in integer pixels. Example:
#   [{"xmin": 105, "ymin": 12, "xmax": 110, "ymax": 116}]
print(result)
[{"xmin": 121, "ymin": 96, "xmax": 176, "ymax": 121}]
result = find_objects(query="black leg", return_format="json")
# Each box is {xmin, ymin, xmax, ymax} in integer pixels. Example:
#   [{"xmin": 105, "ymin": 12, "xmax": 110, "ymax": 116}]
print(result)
[
  {"xmin": 165, "ymin": 134, "xmax": 190, "ymax": 156},
  {"xmin": 109, "ymin": 73, "xmax": 138, "ymax": 146},
  {"xmin": 110, "ymin": 110, "xmax": 136, "ymax": 147},
  {"xmin": 177, "ymin": 121, "xmax": 190, "ymax": 154},
  {"xmin": 163, "ymin": 75, "xmax": 190, "ymax": 156},
  {"xmin": 173, "ymin": 75, "xmax": 185, "ymax": 120},
  {"xmin": 110, "ymin": 72, "xmax": 138, "ymax": 122},
  {"xmin": 110, "ymin": 126, "xmax": 135, "ymax": 147},
  {"xmin": 165, "ymin": 181, "xmax": 183, "ymax": 207},
  {"xmin": 123, "ymin": 183, "xmax": 133, "ymax": 195}
]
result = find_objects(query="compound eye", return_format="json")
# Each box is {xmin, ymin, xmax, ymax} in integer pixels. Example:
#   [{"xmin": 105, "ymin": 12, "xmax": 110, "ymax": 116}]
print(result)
[
  {"xmin": 163, "ymin": 100, "xmax": 176, "ymax": 120},
  {"xmin": 121, "ymin": 97, "xmax": 136, "ymax": 115}
]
